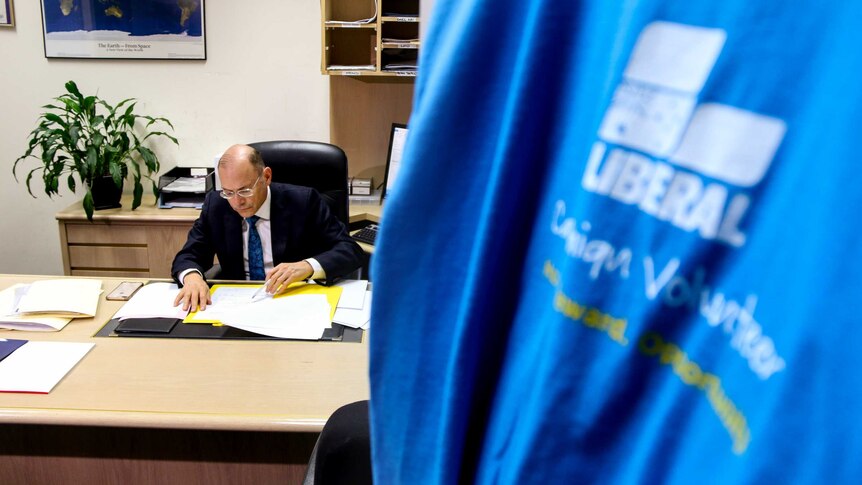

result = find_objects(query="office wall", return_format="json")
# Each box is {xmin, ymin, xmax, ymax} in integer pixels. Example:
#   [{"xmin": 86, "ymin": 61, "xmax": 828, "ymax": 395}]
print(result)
[{"xmin": 0, "ymin": 1, "xmax": 329, "ymax": 275}]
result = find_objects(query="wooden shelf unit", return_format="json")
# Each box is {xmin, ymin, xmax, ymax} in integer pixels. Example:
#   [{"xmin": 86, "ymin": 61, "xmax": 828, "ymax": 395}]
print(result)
[
  {"xmin": 321, "ymin": 0, "xmax": 419, "ymax": 77},
  {"xmin": 321, "ymin": 1, "xmax": 418, "ymax": 182}
]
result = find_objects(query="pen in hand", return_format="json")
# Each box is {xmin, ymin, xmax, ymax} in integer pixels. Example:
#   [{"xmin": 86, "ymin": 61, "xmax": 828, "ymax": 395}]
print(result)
[{"xmin": 251, "ymin": 280, "xmax": 270, "ymax": 302}]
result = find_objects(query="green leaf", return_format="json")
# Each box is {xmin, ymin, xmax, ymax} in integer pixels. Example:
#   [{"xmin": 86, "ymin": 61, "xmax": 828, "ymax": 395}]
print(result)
[
  {"xmin": 45, "ymin": 172, "xmax": 59, "ymax": 196},
  {"xmin": 130, "ymin": 159, "xmax": 141, "ymax": 178},
  {"xmin": 25, "ymin": 168, "xmax": 40, "ymax": 197},
  {"xmin": 83, "ymin": 96, "xmax": 96, "ymax": 116},
  {"xmin": 59, "ymin": 97, "xmax": 81, "ymax": 114},
  {"xmin": 110, "ymin": 162, "xmax": 124, "ymax": 187},
  {"xmin": 132, "ymin": 177, "xmax": 143, "ymax": 210},
  {"xmin": 138, "ymin": 146, "xmax": 158, "ymax": 173},
  {"xmin": 67, "ymin": 174, "xmax": 76, "ymax": 192},
  {"xmin": 142, "ymin": 131, "xmax": 179, "ymax": 145},
  {"xmin": 69, "ymin": 124, "xmax": 81, "ymax": 146},
  {"xmin": 65, "ymin": 80, "xmax": 82, "ymax": 98},
  {"xmin": 86, "ymin": 146, "xmax": 98, "ymax": 179},
  {"xmin": 83, "ymin": 189, "xmax": 95, "ymax": 221},
  {"xmin": 115, "ymin": 97, "xmax": 135, "ymax": 108},
  {"xmin": 44, "ymin": 113, "xmax": 67, "ymax": 128}
]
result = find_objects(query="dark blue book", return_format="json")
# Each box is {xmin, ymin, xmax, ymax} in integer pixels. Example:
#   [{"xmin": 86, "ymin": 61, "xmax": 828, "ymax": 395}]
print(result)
[{"xmin": 0, "ymin": 338, "xmax": 27, "ymax": 363}]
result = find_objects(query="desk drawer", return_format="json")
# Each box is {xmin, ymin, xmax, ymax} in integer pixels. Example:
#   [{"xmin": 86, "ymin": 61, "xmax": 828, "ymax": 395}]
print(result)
[
  {"xmin": 68, "ymin": 246, "xmax": 148, "ymax": 271},
  {"xmin": 65, "ymin": 224, "xmax": 148, "ymax": 245}
]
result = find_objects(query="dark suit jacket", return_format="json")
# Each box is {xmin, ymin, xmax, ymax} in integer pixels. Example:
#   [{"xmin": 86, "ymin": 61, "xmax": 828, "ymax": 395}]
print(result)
[{"xmin": 171, "ymin": 183, "xmax": 364, "ymax": 285}]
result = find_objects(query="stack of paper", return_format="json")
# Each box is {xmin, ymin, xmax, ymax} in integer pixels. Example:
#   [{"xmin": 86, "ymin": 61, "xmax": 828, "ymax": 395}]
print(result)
[
  {"xmin": 182, "ymin": 280, "xmax": 372, "ymax": 339},
  {"xmin": 112, "ymin": 282, "xmax": 189, "ymax": 321},
  {"xmin": 214, "ymin": 293, "xmax": 333, "ymax": 340},
  {"xmin": 16, "ymin": 279, "xmax": 102, "ymax": 318},
  {"xmin": 0, "ymin": 279, "xmax": 102, "ymax": 331},
  {"xmin": 0, "ymin": 338, "xmax": 94, "ymax": 393},
  {"xmin": 185, "ymin": 283, "xmax": 344, "ymax": 340},
  {"xmin": 333, "ymin": 280, "xmax": 372, "ymax": 329}
]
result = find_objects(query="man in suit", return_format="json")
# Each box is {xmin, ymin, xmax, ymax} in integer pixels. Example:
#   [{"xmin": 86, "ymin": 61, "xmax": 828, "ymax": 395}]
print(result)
[{"xmin": 172, "ymin": 144, "xmax": 364, "ymax": 311}]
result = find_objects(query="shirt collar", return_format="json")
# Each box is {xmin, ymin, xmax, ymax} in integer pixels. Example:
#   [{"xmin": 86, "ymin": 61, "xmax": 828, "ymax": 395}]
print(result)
[{"xmin": 254, "ymin": 186, "xmax": 272, "ymax": 220}]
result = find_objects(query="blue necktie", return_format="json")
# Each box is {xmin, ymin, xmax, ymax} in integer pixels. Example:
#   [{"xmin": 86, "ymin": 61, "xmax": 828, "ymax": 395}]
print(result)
[{"xmin": 246, "ymin": 216, "xmax": 265, "ymax": 281}]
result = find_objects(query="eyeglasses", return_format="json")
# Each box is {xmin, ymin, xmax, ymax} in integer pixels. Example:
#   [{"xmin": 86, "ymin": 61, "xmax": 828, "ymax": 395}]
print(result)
[{"xmin": 219, "ymin": 174, "xmax": 262, "ymax": 199}]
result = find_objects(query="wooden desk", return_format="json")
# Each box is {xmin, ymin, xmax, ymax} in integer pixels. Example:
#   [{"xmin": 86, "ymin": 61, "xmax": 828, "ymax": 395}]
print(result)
[
  {"xmin": 0, "ymin": 275, "xmax": 369, "ymax": 484},
  {"xmin": 56, "ymin": 196, "xmax": 384, "ymax": 278}
]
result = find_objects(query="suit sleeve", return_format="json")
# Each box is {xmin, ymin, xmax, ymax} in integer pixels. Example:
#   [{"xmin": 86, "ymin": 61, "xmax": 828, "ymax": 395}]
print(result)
[
  {"xmin": 303, "ymin": 189, "xmax": 365, "ymax": 284},
  {"xmin": 171, "ymin": 192, "xmax": 218, "ymax": 285}
]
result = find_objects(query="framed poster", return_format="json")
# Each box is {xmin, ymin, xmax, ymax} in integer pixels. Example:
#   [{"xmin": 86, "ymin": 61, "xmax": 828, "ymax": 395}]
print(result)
[
  {"xmin": 0, "ymin": 0, "xmax": 14, "ymax": 27},
  {"xmin": 41, "ymin": 0, "xmax": 205, "ymax": 59}
]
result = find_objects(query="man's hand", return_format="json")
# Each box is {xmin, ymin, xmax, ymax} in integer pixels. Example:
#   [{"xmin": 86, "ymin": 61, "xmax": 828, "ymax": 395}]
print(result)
[
  {"xmin": 265, "ymin": 261, "xmax": 314, "ymax": 295},
  {"xmin": 174, "ymin": 272, "xmax": 212, "ymax": 311}
]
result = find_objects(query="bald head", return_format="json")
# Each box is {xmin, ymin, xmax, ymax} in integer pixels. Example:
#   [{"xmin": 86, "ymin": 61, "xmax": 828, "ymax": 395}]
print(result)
[{"xmin": 218, "ymin": 144, "xmax": 265, "ymax": 172}]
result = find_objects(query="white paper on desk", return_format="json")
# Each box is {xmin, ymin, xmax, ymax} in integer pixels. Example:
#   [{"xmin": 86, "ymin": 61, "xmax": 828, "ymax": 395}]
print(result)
[
  {"xmin": 217, "ymin": 294, "xmax": 331, "ymax": 340},
  {"xmin": 333, "ymin": 291, "xmax": 372, "ymax": 329},
  {"xmin": 0, "ymin": 284, "xmax": 72, "ymax": 331},
  {"xmin": 0, "ymin": 341, "xmax": 94, "ymax": 393},
  {"xmin": 17, "ymin": 279, "xmax": 102, "ymax": 318},
  {"xmin": 112, "ymin": 282, "xmax": 189, "ymax": 321},
  {"xmin": 188, "ymin": 286, "xmax": 258, "ymax": 323},
  {"xmin": 335, "ymin": 280, "xmax": 368, "ymax": 309}
]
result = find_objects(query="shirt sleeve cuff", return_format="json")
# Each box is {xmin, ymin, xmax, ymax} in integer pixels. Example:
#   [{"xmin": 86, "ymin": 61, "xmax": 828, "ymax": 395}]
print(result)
[
  {"xmin": 179, "ymin": 268, "xmax": 203, "ymax": 286},
  {"xmin": 304, "ymin": 258, "xmax": 326, "ymax": 280}
]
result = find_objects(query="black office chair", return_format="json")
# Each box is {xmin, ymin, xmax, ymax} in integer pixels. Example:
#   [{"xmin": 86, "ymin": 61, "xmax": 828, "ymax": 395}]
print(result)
[
  {"xmin": 249, "ymin": 140, "xmax": 350, "ymax": 226},
  {"xmin": 303, "ymin": 400, "xmax": 373, "ymax": 485}
]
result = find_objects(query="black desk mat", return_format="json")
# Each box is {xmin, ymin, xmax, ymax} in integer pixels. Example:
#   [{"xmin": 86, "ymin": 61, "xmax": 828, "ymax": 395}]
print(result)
[{"xmin": 95, "ymin": 317, "xmax": 363, "ymax": 343}]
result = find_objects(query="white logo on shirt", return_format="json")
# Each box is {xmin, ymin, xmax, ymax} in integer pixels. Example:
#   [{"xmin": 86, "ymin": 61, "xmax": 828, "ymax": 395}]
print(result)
[{"xmin": 583, "ymin": 21, "xmax": 787, "ymax": 247}]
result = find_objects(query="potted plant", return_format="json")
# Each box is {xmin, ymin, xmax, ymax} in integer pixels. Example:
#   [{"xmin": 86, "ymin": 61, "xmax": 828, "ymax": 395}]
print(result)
[{"xmin": 13, "ymin": 80, "xmax": 178, "ymax": 221}]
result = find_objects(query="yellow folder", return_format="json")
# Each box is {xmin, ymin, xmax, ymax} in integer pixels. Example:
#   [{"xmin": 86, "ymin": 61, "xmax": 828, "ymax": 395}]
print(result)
[{"xmin": 184, "ymin": 282, "xmax": 343, "ymax": 325}]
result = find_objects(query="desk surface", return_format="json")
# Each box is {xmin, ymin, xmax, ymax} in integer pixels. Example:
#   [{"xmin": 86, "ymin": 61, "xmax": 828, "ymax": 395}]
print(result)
[{"xmin": 0, "ymin": 275, "xmax": 370, "ymax": 432}]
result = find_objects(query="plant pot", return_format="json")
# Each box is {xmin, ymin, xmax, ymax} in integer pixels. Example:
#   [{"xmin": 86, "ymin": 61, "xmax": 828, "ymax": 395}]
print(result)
[{"xmin": 90, "ymin": 176, "xmax": 123, "ymax": 210}]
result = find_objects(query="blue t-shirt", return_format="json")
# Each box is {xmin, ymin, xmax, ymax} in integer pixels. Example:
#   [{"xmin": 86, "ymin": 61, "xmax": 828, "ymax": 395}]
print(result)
[{"xmin": 370, "ymin": 1, "xmax": 862, "ymax": 483}]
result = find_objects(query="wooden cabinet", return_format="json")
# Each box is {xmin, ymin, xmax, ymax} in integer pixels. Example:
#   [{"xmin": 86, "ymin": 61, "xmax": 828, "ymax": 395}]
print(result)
[
  {"xmin": 56, "ymin": 195, "xmax": 197, "ymax": 278},
  {"xmin": 321, "ymin": 0, "xmax": 420, "ymax": 77}
]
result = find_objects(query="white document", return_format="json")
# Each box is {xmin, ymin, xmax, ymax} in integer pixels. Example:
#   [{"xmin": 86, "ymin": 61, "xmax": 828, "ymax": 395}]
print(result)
[
  {"xmin": 16, "ymin": 279, "xmax": 102, "ymax": 318},
  {"xmin": 161, "ymin": 177, "xmax": 207, "ymax": 193},
  {"xmin": 217, "ymin": 294, "xmax": 332, "ymax": 340},
  {"xmin": 0, "ymin": 341, "xmax": 94, "ymax": 393},
  {"xmin": 188, "ymin": 286, "xmax": 258, "ymax": 323},
  {"xmin": 324, "ymin": 0, "xmax": 377, "ymax": 24},
  {"xmin": 326, "ymin": 65, "xmax": 376, "ymax": 71},
  {"xmin": 335, "ymin": 280, "xmax": 369, "ymax": 309},
  {"xmin": 333, "ymin": 291, "xmax": 372, "ymax": 329},
  {"xmin": 112, "ymin": 282, "xmax": 189, "ymax": 321}
]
